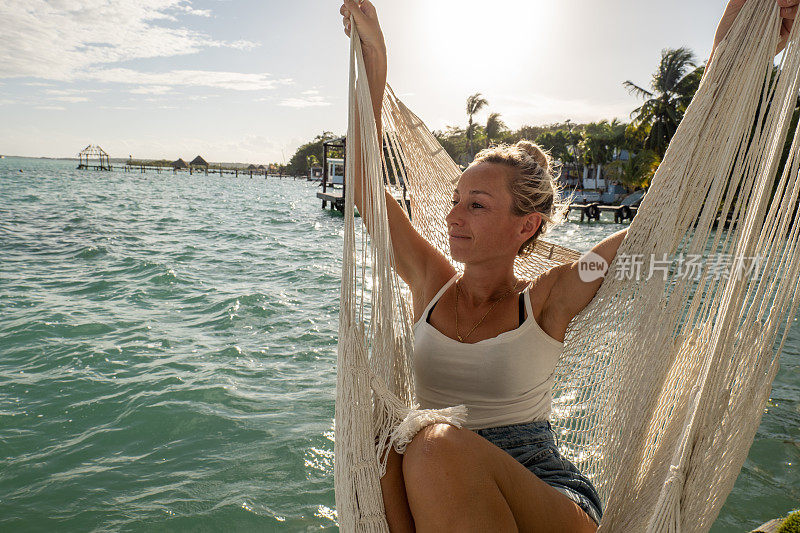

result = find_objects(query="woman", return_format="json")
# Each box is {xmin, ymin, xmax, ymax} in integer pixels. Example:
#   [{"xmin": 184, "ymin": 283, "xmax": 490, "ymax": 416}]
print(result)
[{"xmin": 339, "ymin": 1, "xmax": 798, "ymax": 531}]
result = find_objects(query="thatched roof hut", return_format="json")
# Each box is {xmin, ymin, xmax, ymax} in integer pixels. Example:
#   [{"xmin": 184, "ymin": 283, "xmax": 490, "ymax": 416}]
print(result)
[
  {"xmin": 257, "ymin": 164, "xmax": 266, "ymax": 171},
  {"xmin": 172, "ymin": 158, "xmax": 188, "ymax": 169},
  {"xmin": 190, "ymin": 155, "xmax": 208, "ymax": 167},
  {"xmin": 77, "ymin": 144, "xmax": 111, "ymax": 171}
]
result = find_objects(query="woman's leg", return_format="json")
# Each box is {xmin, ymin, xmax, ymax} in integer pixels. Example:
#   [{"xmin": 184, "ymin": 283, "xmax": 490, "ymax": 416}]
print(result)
[
  {"xmin": 401, "ymin": 423, "xmax": 597, "ymax": 533},
  {"xmin": 380, "ymin": 446, "xmax": 415, "ymax": 532}
]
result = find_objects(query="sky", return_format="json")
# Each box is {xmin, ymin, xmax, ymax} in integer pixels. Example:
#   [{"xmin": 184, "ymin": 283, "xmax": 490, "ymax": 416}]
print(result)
[{"xmin": 0, "ymin": 0, "xmax": 731, "ymax": 164}]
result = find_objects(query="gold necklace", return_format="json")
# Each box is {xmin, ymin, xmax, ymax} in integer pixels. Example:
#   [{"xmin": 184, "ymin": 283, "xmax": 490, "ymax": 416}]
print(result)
[{"xmin": 454, "ymin": 278, "xmax": 521, "ymax": 342}]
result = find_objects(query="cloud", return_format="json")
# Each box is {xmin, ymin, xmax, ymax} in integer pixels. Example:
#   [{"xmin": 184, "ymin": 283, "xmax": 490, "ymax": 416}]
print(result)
[
  {"xmin": 130, "ymin": 85, "xmax": 173, "ymax": 94},
  {"xmin": 34, "ymin": 105, "xmax": 66, "ymax": 110},
  {"xmin": 279, "ymin": 95, "xmax": 332, "ymax": 108},
  {"xmin": 174, "ymin": 4, "xmax": 211, "ymax": 17},
  {"xmin": 52, "ymin": 96, "xmax": 89, "ymax": 103},
  {"xmin": 44, "ymin": 88, "xmax": 103, "ymax": 95},
  {"xmin": 0, "ymin": 0, "xmax": 259, "ymax": 81},
  {"xmin": 227, "ymin": 40, "xmax": 258, "ymax": 51},
  {"xmin": 88, "ymin": 68, "xmax": 290, "ymax": 91}
]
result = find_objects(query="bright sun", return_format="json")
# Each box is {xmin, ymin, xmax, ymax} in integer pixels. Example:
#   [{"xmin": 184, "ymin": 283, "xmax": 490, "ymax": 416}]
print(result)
[{"xmin": 420, "ymin": 0, "xmax": 558, "ymax": 79}]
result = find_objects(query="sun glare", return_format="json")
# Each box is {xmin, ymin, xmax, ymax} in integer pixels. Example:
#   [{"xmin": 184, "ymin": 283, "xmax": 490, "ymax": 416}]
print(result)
[{"xmin": 420, "ymin": 0, "xmax": 557, "ymax": 80}]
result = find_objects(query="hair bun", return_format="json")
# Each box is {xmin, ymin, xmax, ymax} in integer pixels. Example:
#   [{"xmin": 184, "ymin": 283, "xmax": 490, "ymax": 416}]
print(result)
[{"xmin": 515, "ymin": 140, "xmax": 551, "ymax": 173}]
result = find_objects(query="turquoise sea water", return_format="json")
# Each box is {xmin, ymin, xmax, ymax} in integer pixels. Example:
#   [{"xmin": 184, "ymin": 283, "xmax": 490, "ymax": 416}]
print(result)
[{"xmin": 0, "ymin": 157, "xmax": 797, "ymax": 532}]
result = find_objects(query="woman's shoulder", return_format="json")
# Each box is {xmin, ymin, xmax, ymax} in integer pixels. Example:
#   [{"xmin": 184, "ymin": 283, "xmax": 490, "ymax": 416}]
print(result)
[
  {"xmin": 411, "ymin": 263, "xmax": 457, "ymax": 323},
  {"xmin": 526, "ymin": 267, "xmax": 570, "ymax": 343},
  {"xmin": 524, "ymin": 266, "xmax": 562, "ymax": 308},
  {"xmin": 526, "ymin": 266, "xmax": 560, "ymax": 290}
]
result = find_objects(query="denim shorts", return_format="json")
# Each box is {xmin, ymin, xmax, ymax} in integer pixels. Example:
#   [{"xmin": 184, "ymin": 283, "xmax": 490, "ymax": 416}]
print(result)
[{"xmin": 475, "ymin": 420, "xmax": 603, "ymax": 525}]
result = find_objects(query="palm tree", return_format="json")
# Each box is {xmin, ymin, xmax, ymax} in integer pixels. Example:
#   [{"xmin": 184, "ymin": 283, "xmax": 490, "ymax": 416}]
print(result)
[
  {"xmin": 609, "ymin": 119, "xmax": 628, "ymax": 158},
  {"xmin": 535, "ymin": 129, "xmax": 574, "ymax": 165},
  {"xmin": 563, "ymin": 119, "xmax": 584, "ymax": 177},
  {"xmin": 580, "ymin": 121, "xmax": 618, "ymax": 191},
  {"xmin": 605, "ymin": 150, "xmax": 660, "ymax": 191},
  {"xmin": 485, "ymin": 112, "xmax": 507, "ymax": 147},
  {"xmin": 624, "ymin": 47, "xmax": 703, "ymax": 158},
  {"xmin": 466, "ymin": 92, "xmax": 488, "ymax": 158}
]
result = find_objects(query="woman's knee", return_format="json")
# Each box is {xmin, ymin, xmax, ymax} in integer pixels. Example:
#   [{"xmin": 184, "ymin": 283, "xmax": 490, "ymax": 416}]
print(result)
[{"xmin": 402, "ymin": 423, "xmax": 469, "ymax": 479}]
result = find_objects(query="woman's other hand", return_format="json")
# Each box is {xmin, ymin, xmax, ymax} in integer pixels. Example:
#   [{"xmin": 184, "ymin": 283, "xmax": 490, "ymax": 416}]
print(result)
[
  {"xmin": 713, "ymin": 0, "xmax": 799, "ymax": 56},
  {"xmin": 340, "ymin": 0, "xmax": 386, "ymax": 57}
]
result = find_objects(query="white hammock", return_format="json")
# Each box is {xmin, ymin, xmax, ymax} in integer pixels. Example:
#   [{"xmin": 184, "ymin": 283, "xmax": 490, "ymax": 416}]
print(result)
[{"xmin": 335, "ymin": 1, "xmax": 800, "ymax": 531}]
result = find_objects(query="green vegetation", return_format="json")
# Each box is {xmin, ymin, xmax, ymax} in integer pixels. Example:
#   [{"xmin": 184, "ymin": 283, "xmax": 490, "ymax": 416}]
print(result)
[
  {"xmin": 432, "ymin": 115, "xmax": 657, "ymax": 191},
  {"xmin": 285, "ymin": 131, "xmax": 343, "ymax": 176},
  {"xmin": 624, "ymin": 47, "xmax": 704, "ymax": 158},
  {"xmin": 484, "ymin": 112, "xmax": 507, "ymax": 149},
  {"xmin": 283, "ymin": 46, "xmax": 731, "ymax": 192},
  {"xmin": 466, "ymin": 92, "xmax": 489, "ymax": 159},
  {"xmin": 605, "ymin": 149, "xmax": 660, "ymax": 191},
  {"xmin": 778, "ymin": 511, "xmax": 800, "ymax": 533}
]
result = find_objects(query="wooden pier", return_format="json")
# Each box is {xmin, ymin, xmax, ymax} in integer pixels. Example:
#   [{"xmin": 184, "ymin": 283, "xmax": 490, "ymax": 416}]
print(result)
[
  {"xmin": 120, "ymin": 159, "xmax": 304, "ymax": 180},
  {"xmin": 318, "ymin": 188, "xmax": 410, "ymax": 214},
  {"xmin": 562, "ymin": 201, "xmax": 735, "ymax": 229},
  {"xmin": 562, "ymin": 202, "xmax": 639, "ymax": 223},
  {"xmin": 122, "ymin": 163, "xmax": 270, "ymax": 178},
  {"xmin": 317, "ymin": 136, "xmax": 411, "ymax": 216},
  {"xmin": 318, "ymin": 189, "xmax": 344, "ymax": 211}
]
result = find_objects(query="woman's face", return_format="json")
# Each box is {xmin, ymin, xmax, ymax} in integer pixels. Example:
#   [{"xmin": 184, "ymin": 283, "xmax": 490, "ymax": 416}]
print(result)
[{"xmin": 445, "ymin": 162, "xmax": 540, "ymax": 265}]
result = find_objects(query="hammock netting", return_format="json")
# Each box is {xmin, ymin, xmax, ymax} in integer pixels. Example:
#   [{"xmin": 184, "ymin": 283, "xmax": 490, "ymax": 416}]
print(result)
[{"xmin": 335, "ymin": 1, "xmax": 800, "ymax": 531}]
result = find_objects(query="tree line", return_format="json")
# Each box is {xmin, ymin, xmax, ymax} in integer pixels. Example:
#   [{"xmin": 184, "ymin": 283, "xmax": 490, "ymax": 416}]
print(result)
[{"xmin": 286, "ymin": 47, "xmax": 706, "ymax": 192}]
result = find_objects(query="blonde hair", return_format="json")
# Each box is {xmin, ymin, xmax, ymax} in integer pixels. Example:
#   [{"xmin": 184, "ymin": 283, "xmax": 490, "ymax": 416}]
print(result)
[{"xmin": 470, "ymin": 140, "xmax": 572, "ymax": 257}]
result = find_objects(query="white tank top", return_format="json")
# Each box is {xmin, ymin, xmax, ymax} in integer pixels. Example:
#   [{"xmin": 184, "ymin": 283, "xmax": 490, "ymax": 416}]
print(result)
[{"xmin": 412, "ymin": 273, "xmax": 564, "ymax": 430}]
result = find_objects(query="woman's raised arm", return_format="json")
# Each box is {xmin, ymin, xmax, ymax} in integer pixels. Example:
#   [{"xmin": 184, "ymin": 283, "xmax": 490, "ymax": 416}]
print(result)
[{"xmin": 341, "ymin": 0, "xmax": 452, "ymax": 297}]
